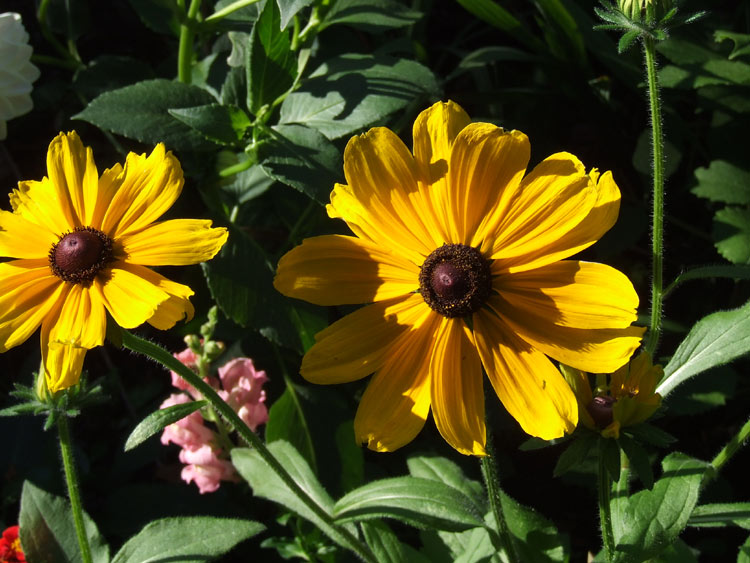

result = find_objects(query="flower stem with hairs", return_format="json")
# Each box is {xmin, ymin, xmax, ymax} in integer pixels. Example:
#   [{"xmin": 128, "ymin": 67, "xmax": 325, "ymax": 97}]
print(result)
[
  {"xmin": 58, "ymin": 415, "xmax": 93, "ymax": 563},
  {"xmin": 598, "ymin": 445, "xmax": 616, "ymax": 563},
  {"xmin": 480, "ymin": 440, "xmax": 519, "ymax": 563}
]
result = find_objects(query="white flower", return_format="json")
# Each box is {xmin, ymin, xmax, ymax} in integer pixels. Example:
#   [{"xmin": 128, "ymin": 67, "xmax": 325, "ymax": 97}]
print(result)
[{"xmin": 0, "ymin": 13, "xmax": 40, "ymax": 140}]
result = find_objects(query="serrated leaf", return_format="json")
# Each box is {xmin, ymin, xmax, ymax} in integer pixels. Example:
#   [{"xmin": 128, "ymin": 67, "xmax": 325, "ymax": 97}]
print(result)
[
  {"xmin": 407, "ymin": 454, "xmax": 485, "ymax": 514},
  {"xmin": 714, "ymin": 206, "xmax": 750, "ymax": 264},
  {"xmin": 73, "ymin": 79, "xmax": 218, "ymax": 152},
  {"xmin": 618, "ymin": 433, "xmax": 654, "ymax": 489},
  {"xmin": 124, "ymin": 400, "xmax": 207, "ymax": 451},
  {"xmin": 320, "ymin": 0, "xmax": 422, "ymax": 32},
  {"xmin": 333, "ymin": 476, "xmax": 484, "ymax": 532},
  {"xmin": 20, "ymin": 481, "xmax": 110, "ymax": 563},
  {"xmin": 688, "ymin": 503, "xmax": 750, "ymax": 529},
  {"xmin": 247, "ymin": 0, "xmax": 296, "ymax": 114},
  {"xmin": 169, "ymin": 104, "xmax": 251, "ymax": 146},
  {"xmin": 612, "ymin": 453, "xmax": 709, "ymax": 563},
  {"xmin": 278, "ymin": 0, "xmax": 314, "ymax": 30},
  {"xmin": 279, "ymin": 54, "xmax": 440, "ymax": 140},
  {"xmin": 258, "ymin": 124, "xmax": 342, "ymax": 203},
  {"xmin": 111, "ymin": 517, "xmax": 264, "ymax": 563},
  {"xmin": 693, "ymin": 161, "xmax": 750, "ymax": 204},
  {"xmin": 658, "ymin": 299, "xmax": 750, "ymax": 396}
]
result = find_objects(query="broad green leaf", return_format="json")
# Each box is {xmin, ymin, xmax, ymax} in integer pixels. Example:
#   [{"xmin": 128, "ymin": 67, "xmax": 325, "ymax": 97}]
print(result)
[
  {"xmin": 658, "ymin": 299, "xmax": 750, "ymax": 396},
  {"xmin": 111, "ymin": 517, "xmax": 264, "ymax": 563},
  {"xmin": 231, "ymin": 441, "xmax": 366, "ymax": 555},
  {"xmin": 554, "ymin": 431, "xmax": 598, "ymax": 476},
  {"xmin": 258, "ymin": 124, "xmax": 342, "ymax": 203},
  {"xmin": 625, "ymin": 423, "xmax": 677, "ymax": 448},
  {"xmin": 649, "ymin": 539, "xmax": 699, "ymax": 563},
  {"xmin": 688, "ymin": 503, "xmax": 750, "ymax": 529},
  {"xmin": 618, "ymin": 433, "xmax": 654, "ymax": 490},
  {"xmin": 265, "ymin": 386, "xmax": 317, "ymax": 470},
  {"xmin": 360, "ymin": 521, "xmax": 429, "ymax": 563},
  {"xmin": 456, "ymin": 0, "xmax": 543, "ymax": 51},
  {"xmin": 278, "ymin": 0, "xmax": 314, "ymax": 30},
  {"xmin": 20, "ymin": 481, "xmax": 110, "ymax": 563},
  {"xmin": 715, "ymin": 206, "xmax": 750, "ymax": 264},
  {"xmin": 436, "ymin": 525, "xmax": 498, "ymax": 563},
  {"xmin": 739, "ymin": 535, "xmax": 750, "ymax": 563},
  {"xmin": 612, "ymin": 453, "xmax": 709, "ymax": 563},
  {"xmin": 247, "ymin": 0, "xmax": 296, "ymax": 114},
  {"xmin": 715, "ymin": 30, "xmax": 750, "ymax": 61},
  {"xmin": 73, "ymin": 79, "xmax": 218, "ymax": 152},
  {"xmin": 500, "ymin": 492, "xmax": 569, "ymax": 563},
  {"xmin": 320, "ymin": 0, "xmax": 422, "ymax": 32},
  {"xmin": 279, "ymin": 54, "xmax": 440, "ymax": 140},
  {"xmin": 124, "ymin": 400, "xmax": 207, "ymax": 451},
  {"xmin": 666, "ymin": 367, "xmax": 738, "ymax": 416},
  {"xmin": 73, "ymin": 55, "xmax": 155, "ymax": 99},
  {"xmin": 693, "ymin": 161, "xmax": 750, "ymax": 204},
  {"xmin": 169, "ymin": 104, "xmax": 251, "ymax": 145},
  {"xmin": 406, "ymin": 454, "xmax": 485, "ymax": 514},
  {"xmin": 336, "ymin": 421, "xmax": 364, "ymax": 493},
  {"xmin": 333, "ymin": 476, "xmax": 485, "ymax": 532},
  {"xmin": 218, "ymin": 162, "xmax": 274, "ymax": 205}
]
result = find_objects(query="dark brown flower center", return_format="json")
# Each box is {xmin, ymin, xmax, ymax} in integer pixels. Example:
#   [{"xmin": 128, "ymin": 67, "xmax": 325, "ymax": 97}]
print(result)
[
  {"xmin": 587, "ymin": 395, "xmax": 616, "ymax": 429},
  {"xmin": 419, "ymin": 243, "xmax": 492, "ymax": 317},
  {"xmin": 49, "ymin": 227, "xmax": 113, "ymax": 284}
]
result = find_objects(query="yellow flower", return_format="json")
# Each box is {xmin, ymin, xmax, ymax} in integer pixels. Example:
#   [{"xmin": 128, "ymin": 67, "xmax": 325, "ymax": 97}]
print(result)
[
  {"xmin": 0, "ymin": 132, "xmax": 228, "ymax": 392},
  {"xmin": 564, "ymin": 351, "xmax": 663, "ymax": 439},
  {"xmin": 274, "ymin": 101, "xmax": 645, "ymax": 456}
]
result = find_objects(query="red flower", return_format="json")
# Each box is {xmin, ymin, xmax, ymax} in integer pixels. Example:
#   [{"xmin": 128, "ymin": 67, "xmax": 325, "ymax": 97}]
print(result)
[{"xmin": 0, "ymin": 526, "xmax": 25, "ymax": 563}]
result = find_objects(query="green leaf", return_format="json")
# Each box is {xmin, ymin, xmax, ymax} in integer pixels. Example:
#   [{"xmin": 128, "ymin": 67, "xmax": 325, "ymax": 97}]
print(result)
[
  {"xmin": 231, "ymin": 441, "xmax": 363, "ymax": 554},
  {"xmin": 265, "ymin": 386, "xmax": 317, "ymax": 470},
  {"xmin": 278, "ymin": 0, "xmax": 314, "ymax": 30},
  {"xmin": 73, "ymin": 55, "xmax": 155, "ymax": 99},
  {"xmin": 336, "ymin": 421, "xmax": 364, "ymax": 493},
  {"xmin": 320, "ymin": 0, "xmax": 422, "ymax": 32},
  {"xmin": 554, "ymin": 431, "xmax": 598, "ymax": 476},
  {"xmin": 739, "ymin": 535, "xmax": 750, "ymax": 563},
  {"xmin": 534, "ymin": 0, "xmax": 587, "ymax": 63},
  {"xmin": 124, "ymin": 400, "xmax": 207, "ymax": 451},
  {"xmin": 247, "ymin": 0, "xmax": 296, "ymax": 114},
  {"xmin": 618, "ymin": 29, "xmax": 641, "ymax": 53},
  {"xmin": 435, "ymin": 525, "xmax": 498, "ymax": 563},
  {"xmin": 127, "ymin": 0, "xmax": 180, "ymax": 35},
  {"xmin": 625, "ymin": 423, "xmax": 677, "ymax": 448},
  {"xmin": 715, "ymin": 206, "xmax": 750, "ymax": 264},
  {"xmin": 406, "ymin": 453, "xmax": 485, "ymax": 514},
  {"xmin": 665, "ymin": 264, "xmax": 750, "ymax": 298},
  {"xmin": 258, "ymin": 124, "xmax": 342, "ymax": 203},
  {"xmin": 219, "ymin": 162, "xmax": 274, "ymax": 205},
  {"xmin": 73, "ymin": 79, "xmax": 218, "ymax": 152},
  {"xmin": 20, "ymin": 481, "xmax": 110, "ymax": 563},
  {"xmin": 279, "ymin": 54, "xmax": 440, "ymax": 140},
  {"xmin": 360, "ymin": 521, "xmax": 429, "ymax": 563},
  {"xmin": 715, "ymin": 30, "xmax": 750, "ymax": 61},
  {"xmin": 456, "ymin": 0, "xmax": 543, "ymax": 51},
  {"xmin": 658, "ymin": 299, "xmax": 750, "ymax": 396},
  {"xmin": 688, "ymin": 503, "xmax": 750, "ymax": 529},
  {"xmin": 169, "ymin": 104, "xmax": 251, "ymax": 146},
  {"xmin": 602, "ymin": 437, "xmax": 621, "ymax": 482},
  {"xmin": 111, "ymin": 517, "xmax": 264, "ymax": 562},
  {"xmin": 693, "ymin": 161, "xmax": 750, "ymax": 204},
  {"xmin": 500, "ymin": 492, "xmax": 569, "ymax": 563},
  {"xmin": 618, "ymin": 433, "xmax": 654, "ymax": 489},
  {"xmin": 333, "ymin": 476, "xmax": 485, "ymax": 532},
  {"xmin": 612, "ymin": 453, "xmax": 709, "ymax": 563}
]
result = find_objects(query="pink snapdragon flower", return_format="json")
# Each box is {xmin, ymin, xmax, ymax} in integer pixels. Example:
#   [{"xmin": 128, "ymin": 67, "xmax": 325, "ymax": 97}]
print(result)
[
  {"xmin": 218, "ymin": 358, "xmax": 269, "ymax": 431},
  {"xmin": 179, "ymin": 445, "xmax": 237, "ymax": 494},
  {"xmin": 160, "ymin": 394, "xmax": 215, "ymax": 450}
]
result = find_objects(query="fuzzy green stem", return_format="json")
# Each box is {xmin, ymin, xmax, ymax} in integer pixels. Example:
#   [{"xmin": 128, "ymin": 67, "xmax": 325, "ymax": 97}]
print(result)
[
  {"xmin": 177, "ymin": 0, "xmax": 202, "ymax": 83},
  {"xmin": 121, "ymin": 331, "xmax": 376, "ymax": 563},
  {"xmin": 598, "ymin": 445, "xmax": 615, "ymax": 563},
  {"xmin": 57, "ymin": 416, "xmax": 93, "ymax": 563},
  {"xmin": 480, "ymin": 444, "xmax": 519, "ymax": 563},
  {"xmin": 709, "ymin": 416, "xmax": 750, "ymax": 479},
  {"xmin": 644, "ymin": 35, "xmax": 665, "ymax": 356}
]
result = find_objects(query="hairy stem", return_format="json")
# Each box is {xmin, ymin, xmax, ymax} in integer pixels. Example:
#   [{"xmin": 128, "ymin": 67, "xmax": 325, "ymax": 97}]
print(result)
[
  {"xmin": 598, "ymin": 445, "xmax": 615, "ymax": 563},
  {"xmin": 480, "ymin": 442, "xmax": 519, "ymax": 563},
  {"xmin": 708, "ymin": 416, "xmax": 750, "ymax": 481},
  {"xmin": 58, "ymin": 416, "xmax": 93, "ymax": 563}
]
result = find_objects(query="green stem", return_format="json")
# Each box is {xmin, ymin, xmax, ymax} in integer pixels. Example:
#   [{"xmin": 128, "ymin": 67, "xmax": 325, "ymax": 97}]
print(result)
[
  {"xmin": 479, "ymin": 443, "xmax": 519, "ymax": 563},
  {"xmin": 708, "ymin": 416, "xmax": 750, "ymax": 480},
  {"xmin": 57, "ymin": 416, "xmax": 93, "ymax": 563},
  {"xmin": 37, "ymin": 0, "xmax": 83, "ymax": 69},
  {"xmin": 644, "ymin": 35, "xmax": 665, "ymax": 357},
  {"xmin": 598, "ymin": 445, "xmax": 615, "ymax": 563},
  {"xmin": 121, "ymin": 330, "xmax": 376, "ymax": 563},
  {"xmin": 204, "ymin": 0, "xmax": 262, "ymax": 23},
  {"xmin": 177, "ymin": 0, "xmax": 202, "ymax": 83}
]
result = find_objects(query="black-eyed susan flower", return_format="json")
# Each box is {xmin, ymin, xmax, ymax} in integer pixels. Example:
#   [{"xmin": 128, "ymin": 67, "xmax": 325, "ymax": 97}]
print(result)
[
  {"xmin": 0, "ymin": 132, "xmax": 228, "ymax": 392},
  {"xmin": 564, "ymin": 351, "xmax": 662, "ymax": 439},
  {"xmin": 274, "ymin": 101, "xmax": 645, "ymax": 456}
]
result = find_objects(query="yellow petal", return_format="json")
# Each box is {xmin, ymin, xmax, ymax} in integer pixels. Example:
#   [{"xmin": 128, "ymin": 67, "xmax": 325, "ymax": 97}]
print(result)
[
  {"xmin": 490, "ymin": 293, "xmax": 645, "ymax": 374},
  {"xmin": 100, "ymin": 144, "xmax": 184, "ymax": 238},
  {"xmin": 447, "ymin": 124, "xmax": 530, "ymax": 247},
  {"xmin": 47, "ymin": 283, "xmax": 107, "ymax": 350},
  {"xmin": 119, "ymin": 219, "xmax": 228, "ymax": 266},
  {"xmin": 354, "ymin": 306, "xmax": 440, "ymax": 452},
  {"xmin": 45, "ymin": 131, "xmax": 97, "ymax": 228},
  {"xmin": 474, "ymin": 309, "xmax": 578, "ymax": 440},
  {"xmin": 41, "ymin": 307, "xmax": 88, "ymax": 393},
  {"xmin": 0, "ymin": 209, "xmax": 57, "ymax": 258},
  {"xmin": 559, "ymin": 365, "xmax": 596, "ymax": 430},
  {"xmin": 0, "ymin": 260, "xmax": 62, "ymax": 351},
  {"xmin": 89, "ymin": 164, "xmax": 123, "ymax": 229},
  {"xmin": 495, "ymin": 261, "xmax": 640, "ymax": 329},
  {"xmin": 491, "ymin": 158, "xmax": 621, "ymax": 272},
  {"xmin": 412, "ymin": 100, "xmax": 471, "ymax": 244},
  {"xmin": 98, "ymin": 261, "xmax": 170, "ymax": 328},
  {"xmin": 430, "ymin": 317, "xmax": 486, "ymax": 455},
  {"xmin": 328, "ymin": 127, "xmax": 435, "ymax": 263},
  {"xmin": 274, "ymin": 235, "xmax": 418, "ymax": 305},
  {"xmin": 125, "ymin": 264, "xmax": 196, "ymax": 330},
  {"xmin": 301, "ymin": 293, "xmax": 426, "ymax": 384},
  {"xmin": 11, "ymin": 177, "xmax": 73, "ymax": 235}
]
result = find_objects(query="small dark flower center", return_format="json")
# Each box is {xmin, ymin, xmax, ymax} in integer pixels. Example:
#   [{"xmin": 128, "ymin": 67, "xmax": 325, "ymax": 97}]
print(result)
[
  {"xmin": 49, "ymin": 227, "xmax": 113, "ymax": 284},
  {"xmin": 419, "ymin": 243, "xmax": 492, "ymax": 318},
  {"xmin": 586, "ymin": 395, "xmax": 616, "ymax": 429}
]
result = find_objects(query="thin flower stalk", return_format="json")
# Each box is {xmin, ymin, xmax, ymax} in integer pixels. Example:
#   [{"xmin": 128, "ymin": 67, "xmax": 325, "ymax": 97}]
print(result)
[
  {"xmin": 57, "ymin": 415, "xmax": 93, "ymax": 563},
  {"xmin": 121, "ymin": 330, "xmax": 377, "ymax": 563},
  {"xmin": 708, "ymin": 416, "xmax": 750, "ymax": 482},
  {"xmin": 177, "ymin": 0, "xmax": 202, "ymax": 84},
  {"xmin": 598, "ymin": 448, "xmax": 616, "ymax": 563},
  {"xmin": 479, "ymin": 442, "xmax": 519, "ymax": 563}
]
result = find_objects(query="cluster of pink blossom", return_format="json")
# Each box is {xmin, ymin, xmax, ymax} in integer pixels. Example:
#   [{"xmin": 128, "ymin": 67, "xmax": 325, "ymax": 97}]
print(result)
[{"xmin": 161, "ymin": 350, "xmax": 269, "ymax": 494}]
